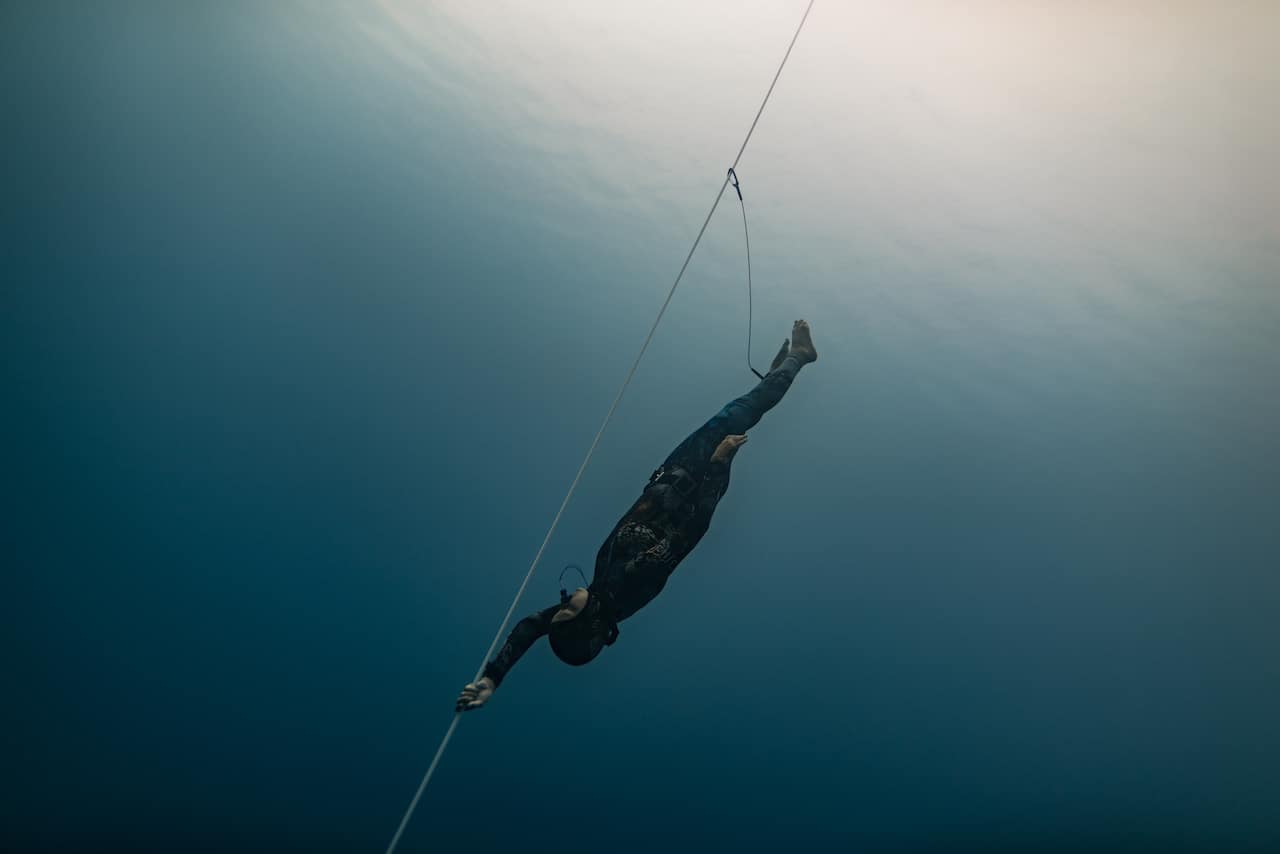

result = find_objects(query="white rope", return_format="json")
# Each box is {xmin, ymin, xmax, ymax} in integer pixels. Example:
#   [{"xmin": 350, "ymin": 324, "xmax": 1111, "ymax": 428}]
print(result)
[{"xmin": 385, "ymin": 3, "xmax": 816, "ymax": 850}]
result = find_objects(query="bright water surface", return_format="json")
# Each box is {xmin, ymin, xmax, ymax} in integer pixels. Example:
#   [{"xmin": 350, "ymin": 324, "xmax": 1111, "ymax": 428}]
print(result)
[{"xmin": 6, "ymin": 2, "xmax": 1280, "ymax": 851}]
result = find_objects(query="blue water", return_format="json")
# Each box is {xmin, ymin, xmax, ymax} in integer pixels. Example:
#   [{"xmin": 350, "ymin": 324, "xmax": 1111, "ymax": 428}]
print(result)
[{"xmin": 6, "ymin": 2, "xmax": 1279, "ymax": 851}]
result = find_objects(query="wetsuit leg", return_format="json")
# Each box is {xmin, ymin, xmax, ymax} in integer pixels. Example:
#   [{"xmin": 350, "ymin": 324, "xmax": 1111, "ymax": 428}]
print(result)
[{"xmin": 660, "ymin": 352, "xmax": 806, "ymax": 475}]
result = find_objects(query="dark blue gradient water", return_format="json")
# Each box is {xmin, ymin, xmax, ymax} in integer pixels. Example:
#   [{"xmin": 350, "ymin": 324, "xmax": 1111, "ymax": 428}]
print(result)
[{"xmin": 5, "ymin": 2, "xmax": 1278, "ymax": 851}]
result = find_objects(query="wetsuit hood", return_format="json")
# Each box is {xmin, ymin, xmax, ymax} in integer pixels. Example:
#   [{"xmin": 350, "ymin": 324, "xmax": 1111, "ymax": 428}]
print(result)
[{"xmin": 548, "ymin": 591, "xmax": 618, "ymax": 666}]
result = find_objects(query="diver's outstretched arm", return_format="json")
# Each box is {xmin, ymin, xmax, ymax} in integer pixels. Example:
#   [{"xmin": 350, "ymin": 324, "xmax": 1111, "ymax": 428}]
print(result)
[{"xmin": 455, "ymin": 602, "xmax": 559, "ymax": 712}]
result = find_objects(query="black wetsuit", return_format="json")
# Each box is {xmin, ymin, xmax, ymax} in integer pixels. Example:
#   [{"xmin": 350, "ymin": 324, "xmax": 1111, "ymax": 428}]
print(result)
[{"xmin": 482, "ymin": 351, "xmax": 806, "ymax": 688}]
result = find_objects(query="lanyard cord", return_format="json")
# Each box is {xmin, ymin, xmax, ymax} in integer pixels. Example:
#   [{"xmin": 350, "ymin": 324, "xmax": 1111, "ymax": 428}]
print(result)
[{"xmin": 729, "ymin": 167, "xmax": 766, "ymax": 381}]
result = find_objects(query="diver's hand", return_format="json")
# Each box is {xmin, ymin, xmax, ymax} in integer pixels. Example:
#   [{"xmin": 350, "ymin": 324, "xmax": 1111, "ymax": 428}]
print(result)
[
  {"xmin": 455, "ymin": 677, "xmax": 495, "ymax": 713},
  {"xmin": 711, "ymin": 434, "xmax": 747, "ymax": 463}
]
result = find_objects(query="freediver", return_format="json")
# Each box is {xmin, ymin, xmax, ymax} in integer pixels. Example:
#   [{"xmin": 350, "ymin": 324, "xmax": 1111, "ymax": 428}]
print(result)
[{"xmin": 456, "ymin": 320, "xmax": 818, "ymax": 712}]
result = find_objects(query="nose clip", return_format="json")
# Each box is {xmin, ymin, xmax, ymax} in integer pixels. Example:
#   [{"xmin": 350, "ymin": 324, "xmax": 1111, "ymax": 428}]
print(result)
[{"xmin": 558, "ymin": 564, "xmax": 587, "ymax": 604}]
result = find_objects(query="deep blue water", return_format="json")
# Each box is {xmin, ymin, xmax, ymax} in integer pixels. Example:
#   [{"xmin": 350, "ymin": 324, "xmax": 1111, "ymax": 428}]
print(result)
[{"xmin": 5, "ymin": 2, "xmax": 1279, "ymax": 851}]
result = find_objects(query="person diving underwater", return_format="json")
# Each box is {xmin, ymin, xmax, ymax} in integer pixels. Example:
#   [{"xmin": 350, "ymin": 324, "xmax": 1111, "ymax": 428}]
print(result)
[{"xmin": 456, "ymin": 319, "xmax": 818, "ymax": 712}]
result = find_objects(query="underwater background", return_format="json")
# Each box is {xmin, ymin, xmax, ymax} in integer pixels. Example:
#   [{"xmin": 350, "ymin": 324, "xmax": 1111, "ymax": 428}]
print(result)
[{"xmin": 5, "ymin": 2, "xmax": 1278, "ymax": 851}]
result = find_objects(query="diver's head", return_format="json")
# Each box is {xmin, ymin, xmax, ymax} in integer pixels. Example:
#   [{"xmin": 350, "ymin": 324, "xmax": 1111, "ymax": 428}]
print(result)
[{"xmin": 548, "ymin": 588, "xmax": 611, "ymax": 666}]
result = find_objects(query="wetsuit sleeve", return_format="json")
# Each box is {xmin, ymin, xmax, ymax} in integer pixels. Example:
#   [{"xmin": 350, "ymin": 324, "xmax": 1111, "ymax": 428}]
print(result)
[
  {"xmin": 691, "ymin": 459, "xmax": 732, "ymax": 531},
  {"xmin": 481, "ymin": 602, "xmax": 561, "ymax": 688}
]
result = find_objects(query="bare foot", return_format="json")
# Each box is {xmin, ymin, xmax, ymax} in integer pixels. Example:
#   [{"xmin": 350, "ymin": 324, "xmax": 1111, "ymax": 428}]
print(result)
[
  {"xmin": 769, "ymin": 338, "xmax": 790, "ymax": 373},
  {"xmin": 790, "ymin": 320, "xmax": 817, "ymax": 364}
]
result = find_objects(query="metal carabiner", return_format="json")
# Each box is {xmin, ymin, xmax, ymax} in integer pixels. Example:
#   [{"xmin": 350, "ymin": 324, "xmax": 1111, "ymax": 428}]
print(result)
[{"xmin": 727, "ymin": 167, "xmax": 743, "ymax": 201}]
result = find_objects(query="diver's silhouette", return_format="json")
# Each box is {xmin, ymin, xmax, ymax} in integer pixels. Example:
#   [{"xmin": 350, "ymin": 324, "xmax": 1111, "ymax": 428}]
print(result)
[{"xmin": 456, "ymin": 320, "xmax": 818, "ymax": 712}]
